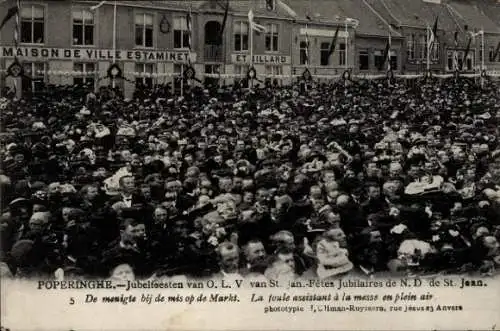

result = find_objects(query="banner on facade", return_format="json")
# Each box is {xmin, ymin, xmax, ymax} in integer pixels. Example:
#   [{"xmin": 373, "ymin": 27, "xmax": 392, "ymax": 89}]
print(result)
[
  {"xmin": 1, "ymin": 46, "xmax": 197, "ymax": 63},
  {"xmin": 231, "ymin": 54, "xmax": 291, "ymax": 65}
]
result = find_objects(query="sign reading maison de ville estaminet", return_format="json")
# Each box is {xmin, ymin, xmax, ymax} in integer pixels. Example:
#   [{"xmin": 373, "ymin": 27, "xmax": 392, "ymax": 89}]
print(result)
[{"xmin": 1, "ymin": 46, "xmax": 196, "ymax": 63}]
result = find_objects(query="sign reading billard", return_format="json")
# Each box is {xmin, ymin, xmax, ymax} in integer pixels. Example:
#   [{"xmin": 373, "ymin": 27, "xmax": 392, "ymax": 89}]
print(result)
[
  {"xmin": 232, "ymin": 54, "xmax": 290, "ymax": 65},
  {"xmin": 1, "ymin": 46, "xmax": 196, "ymax": 63}
]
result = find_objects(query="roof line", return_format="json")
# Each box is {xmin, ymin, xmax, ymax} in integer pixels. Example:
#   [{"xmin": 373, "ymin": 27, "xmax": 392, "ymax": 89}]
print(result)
[
  {"xmin": 362, "ymin": 0, "xmax": 398, "ymax": 35},
  {"xmin": 379, "ymin": 0, "xmax": 402, "ymax": 27},
  {"xmin": 445, "ymin": 3, "xmax": 465, "ymax": 34},
  {"xmin": 74, "ymin": 0, "xmax": 193, "ymax": 12}
]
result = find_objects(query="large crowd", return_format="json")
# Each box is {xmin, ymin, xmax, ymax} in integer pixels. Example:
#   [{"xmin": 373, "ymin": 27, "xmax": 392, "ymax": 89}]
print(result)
[{"xmin": 1, "ymin": 76, "xmax": 500, "ymax": 282}]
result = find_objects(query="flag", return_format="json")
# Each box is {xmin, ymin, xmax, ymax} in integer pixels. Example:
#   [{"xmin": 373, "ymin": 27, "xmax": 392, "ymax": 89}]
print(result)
[
  {"xmin": 304, "ymin": 25, "xmax": 310, "ymax": 65},
  {"xmin": 429, "ymin": 16, "xmax": 438, "ymax": 44},
  {"xmin": 461, "ymin": 37, "xmax": 472, "ymax": 70},
  {"xmin": 217, "ymin": 0, "xmax": 229, "ymax": 45},
  {"xmin": 453, "ymin": 31, "xmax": 459, "ymax": 71},
  {"xmin": 90, "ymin": 1, "xmax": 107, "ymax": 11},
  {"xmin": 492, "ymin": 41, "xmax": 500, "ymax": 61},
  {"xmin": 379, "ymin": 33, "xmax": 391, "ymax": 71},
  {"xmin": 186, "ymin": 11, "xmax": 192, "ymax": 50},
  {"xmin": 327, "ymin": 26, "xmax": 340, "ymax": 60},
  {"xmin": 248, "ymin": 9, "xmax": 267, "ymax": 33},
  {"xmin": 0, "ymin": 5, "xmax": 18, "ymax": 31},
  {"xmin": 276, "ymin": 0, "xmax": 298, "ymax": 19}
]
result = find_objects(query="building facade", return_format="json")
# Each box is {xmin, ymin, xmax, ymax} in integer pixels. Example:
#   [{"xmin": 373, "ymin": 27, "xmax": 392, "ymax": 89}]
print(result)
[{"xmin": 1, "ymin": 0, "xmax": 499, "ymax": 98}]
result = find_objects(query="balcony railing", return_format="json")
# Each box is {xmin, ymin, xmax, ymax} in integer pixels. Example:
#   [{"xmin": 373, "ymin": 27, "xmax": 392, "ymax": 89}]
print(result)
[{"xmin": 204, "ymin": 44, "xmax": 223, "ymax": 62}]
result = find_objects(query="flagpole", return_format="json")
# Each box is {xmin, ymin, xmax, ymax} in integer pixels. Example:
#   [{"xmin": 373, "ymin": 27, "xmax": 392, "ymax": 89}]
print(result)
[
  {"xmin": 14, "ymin": 0, "xmax": 20, "ymax": 98},
  {"xmin": 249, "ymin": 10, "xmax": 254, "ymax": 89},
  {"xmin": 426, "ymin": 25, "xmax": 430, "ymax": 72},
  {"xmin": 344, "ymin": 20, "xmax": 348, "ymax": 72},
  {"xmin": 388, "ymin": 31, "xmax": 391, "ymax": 87},
  {"xmin": 112, "ymin": 0, "xmax": 117, "ymax": 88},
  {"xmin": 481, "ymin": 27, "xmax": 484, "ymax": 88}
]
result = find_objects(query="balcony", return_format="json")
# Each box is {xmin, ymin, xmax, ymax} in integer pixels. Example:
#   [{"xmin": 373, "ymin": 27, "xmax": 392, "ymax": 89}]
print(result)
[{"xmin": 204, "ymin": 44, "xmax": 224, "ymax": 62}]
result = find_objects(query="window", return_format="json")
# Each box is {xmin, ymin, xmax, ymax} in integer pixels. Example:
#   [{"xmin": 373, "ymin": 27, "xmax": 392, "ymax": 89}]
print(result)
[
  {"xmin": 338, "ymin": 43, "xmax": 346, "ymax": 66},
  {"xmin": 457, "ymin": 51, "xmax": 464, "ymax": 70},
  {"xmin": 265, "ymin": 24, "xmax": 279, "ymax": 52},
  {"xmin": 447, "ymin": 50, "xmax": 453, "ymax": 71},
  {"xmin": 389, "ymin": 50, "xmax": 397, "ymax": 70},
  {"xmin": 359, "ymin": 50, "xmax": 369, "ymax": 70},
  {"xmin": 320, "ymin": 42, "xmax": 330, "ymax": 66},
  {"xmin": 431, "ymin": 42, "xmax": 439, "ymax": 61},
  {"xmin": 73, "ymin": 63, "xmax": 95, "ymax": 87},
  {"xmin": 299, "ymin": 41, "xmax": 308, "ymax": 65},
  {"xmin": 135, "ymin": 63, "xmax": 155, "ymax": 88},
  {"xmin": 234, "ymin": 65, "xmax": 248, "ymax": 88},
  {"xmin": 479, "ymin": 43, "xmax": 483, "ymax": 63},
  {"xmin": 374, "ymin": 50, "xmax": 384, "ymax": 70},
  {"xmin": 204, "ymin": 64, "xmax": 221, "ymax": 87},
  {"xmin": 173, "ymin": 64, "xmax": 185, "ymax": 95},
  {"xmin": 22, "ymin": 62, "xmax": 45, "ymax": 92},
  {"xmin": 174, "ymin": 17, "xmax": 190, "ymax": 49},
  {"xmin": 419, "ymin": 35, "xmax": 426, "ymax": 59},
  {"xmin": 265, "ymin": 65, "xmax": 282, "ymax": 86},
  {"xmin": 72, "ymin": 9, "xmax": 94, "ymax": 45},
  {"xmin": 465, "ymin": 53, "xmax": 473, "ymax": 70},
  {"xmin": 21, "ymin": 5, "xmax": 44, "ymax": 44},
  {"xmin": 265, "ymin": 65, "xmax": 282, "ymax": 84},
  {"xmin": 407, "ymin": 33, "xmax": 415, "ymax": 60},
  {"xmin": 446, "ymin": 50, "xmax": 466, "ymax": 71},
  {"xmin": 234, "ymin": 22, "xmax": 249, "ymax": 51},
  {"xmin": 135, "ymin": 13, "xmax": 154, "ymax": 47},
  {"xmin": 489, "ymin": 46, "xmax": 495, "ymax": 62}
]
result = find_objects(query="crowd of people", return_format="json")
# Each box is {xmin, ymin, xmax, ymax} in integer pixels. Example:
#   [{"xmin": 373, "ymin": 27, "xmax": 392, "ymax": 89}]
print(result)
[{"xmin": 1, "ymin": 76, "xmax": 500, "ymax": 282}]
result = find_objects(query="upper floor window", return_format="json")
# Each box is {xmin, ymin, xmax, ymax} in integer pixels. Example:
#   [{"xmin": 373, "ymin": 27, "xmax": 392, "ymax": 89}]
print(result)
[
  {"xmin": 234, "ymin": 21, "xmax": 249, "ymax": 51},
  {"xmin": 389, "ymin": 50, "xmax": 397, "ymax": 70},
  {"xmin": 320, "ymin": 42, "xmax": 330, "ymax": 66},
  {"xmin": 359, "ymin": 50, "xmax": 369, "ymax": 70},
  {"xmin": 407, "ymin": 33, "xmax": 415, "ymax": 60},
  {"xmin": 265, "ymin": 24, "xmax": 278, "ymax": 52},
  {"xmin": 338, "ymin": 43, "xmax": 346, "ymax": 66},
  {"xmin": 135, "ymin": 13, "xmax": 154, "ymax": 47},
  {"xmin": 299, "ymin": 41, "xmax": 308, "ymax": 65},
  {"xmin": 174, "ymin": 17, "xmax": 190, "ymax": 49},
  {"xmin": 419, "ymin": 35, "xmax": 427, "ymax": 59},
  {"xmin": 374, "ymin": 50, "xmax": 384, "ymax": 70},
  {"xmin": 21, "ymin": 5, "xmax": 44, "ymax": 44},
  {"xmin": 431, "ymin": 42, "xmax": 439, "ymax": 61},
  {"xmin": 72, "ymin": 9, "xmax": 94, "ymax": 45}
]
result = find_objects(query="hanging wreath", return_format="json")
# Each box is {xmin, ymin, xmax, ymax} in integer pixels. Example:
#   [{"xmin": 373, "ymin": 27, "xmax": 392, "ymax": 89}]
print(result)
[
  {"xmin": 183, "ymin": 65, "xmax": 196, "ymax": 80},
  {"xmin": 302, "ymin": 68, "xmax": 312, "ymax": 81},
  {"xmin": 342, "ymin": 69, "xmax": 351, "ymax": 81},
  {"xmin": 247, "ymin": 66, "xmax": 257, "ymax": 80},
  {"xmin": 107, "ymin": 63, "xmax": 122, "ymax": 79},
  {"xmin": 7, "ymin": 59, "xmax": 24, "ymax": 78}
]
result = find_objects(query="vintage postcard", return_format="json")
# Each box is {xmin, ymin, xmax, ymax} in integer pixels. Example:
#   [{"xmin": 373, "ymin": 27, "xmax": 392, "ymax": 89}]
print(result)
[{"xmin": 1, "ymin": 0, "xmax": 500, "ymax": 330}]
